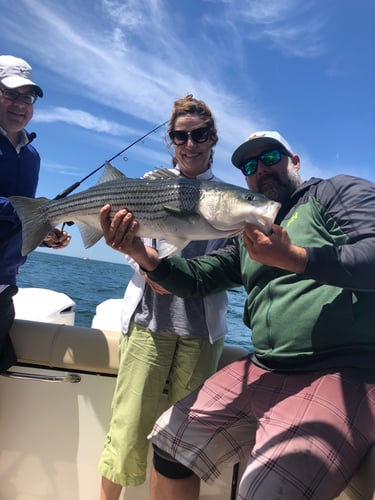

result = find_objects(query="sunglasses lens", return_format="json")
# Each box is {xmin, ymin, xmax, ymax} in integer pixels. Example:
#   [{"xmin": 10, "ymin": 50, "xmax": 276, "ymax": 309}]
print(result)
[
  {"xmin": 169, "ymin": 130, "xmax": 187, "ymax": 145},
  {"xmin": 190, "ymin": 127, "xmax": 209, "ymax": 143},
  {"xmin": 241, "ymin": 159, "xmax": 257, "ymax": 176},
  {"xmin": 4, "ymin": 90, "xmax": 18, "ymax": 101},
  {"xmin": 260, "ymin": 149, "xmax": 281, "ymax": 166},
  {"xmin": 23, "ymin": 95, "xmax": 37, "ymax": 104}
]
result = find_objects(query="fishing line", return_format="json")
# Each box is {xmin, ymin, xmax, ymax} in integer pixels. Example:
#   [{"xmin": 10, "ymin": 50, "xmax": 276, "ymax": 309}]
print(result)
[
  {"xmin": 1, "ymin": 119, "xmax": 169, "ymax": 248},
  {"xmin": 54, "ymin": 119, "xmax": 169, "ymax": 199}
]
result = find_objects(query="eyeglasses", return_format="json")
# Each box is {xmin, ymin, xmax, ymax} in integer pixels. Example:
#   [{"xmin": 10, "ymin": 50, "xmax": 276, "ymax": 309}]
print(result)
[
  {"xmin": 239, "ymin": 149, "xmax": 291, "ymax": 176},
  {"xmin": 0, "ymin": 88, "xmax": 38, "ymax": 105},
  {"xmin": 169, "ymin": 126, "xmax": 211, "ymax": 146}
]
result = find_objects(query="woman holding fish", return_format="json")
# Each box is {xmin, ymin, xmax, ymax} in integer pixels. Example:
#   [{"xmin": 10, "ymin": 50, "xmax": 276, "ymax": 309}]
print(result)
[{"xmin": 98, "ymin": 95, "xmax": 236, "ymax": 499}]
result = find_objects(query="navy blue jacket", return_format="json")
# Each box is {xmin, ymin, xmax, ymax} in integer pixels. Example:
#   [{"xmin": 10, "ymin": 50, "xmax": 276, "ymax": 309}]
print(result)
[{"xmin": 0, "ymin": 132, "xmax": 40, "ymax": 285}]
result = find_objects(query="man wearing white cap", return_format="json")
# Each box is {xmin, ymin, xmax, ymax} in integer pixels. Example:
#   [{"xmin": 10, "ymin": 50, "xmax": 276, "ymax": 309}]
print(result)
[
  {"xmin": 0, "ymin": 55, "xmax": 70, "ymax": 371},
  {"xmin": 104, "ymin": 130, "xmax": 375, "ymax": 499}
]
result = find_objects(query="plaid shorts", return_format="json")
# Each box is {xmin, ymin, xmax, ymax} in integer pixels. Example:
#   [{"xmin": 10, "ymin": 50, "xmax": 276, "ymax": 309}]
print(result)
[{"xmin": 149, "ymin": 355, "xmax": 375, "ymax": 499}]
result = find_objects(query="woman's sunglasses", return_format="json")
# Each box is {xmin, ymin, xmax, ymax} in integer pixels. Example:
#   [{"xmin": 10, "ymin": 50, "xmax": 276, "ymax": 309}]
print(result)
[
  {"xmin": 240, "ymin": 149, "xmax": 291, "ymax": 177},
  {"xmin": 169, "ymin": 126, "xmax": 211, "ymax": 146}
]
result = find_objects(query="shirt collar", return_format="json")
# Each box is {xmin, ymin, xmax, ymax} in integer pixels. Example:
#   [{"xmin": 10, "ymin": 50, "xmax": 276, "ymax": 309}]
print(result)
[
  {"xmin": 0, "ymin": 126, "xmax": 28, "ymax": 153},
  {"xmin": 175, "ymin": 164, "xmax": 214, "ymax": 181}
]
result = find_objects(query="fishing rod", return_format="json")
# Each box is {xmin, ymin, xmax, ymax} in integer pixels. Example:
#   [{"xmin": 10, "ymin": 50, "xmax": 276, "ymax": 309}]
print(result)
[
  {"xmin": 0, "ymin": 119, "xmax": 169, "ymax": 248},
  {"xmin": 54, "ymin": 119, "xmax": 169, "ymax": 199}
]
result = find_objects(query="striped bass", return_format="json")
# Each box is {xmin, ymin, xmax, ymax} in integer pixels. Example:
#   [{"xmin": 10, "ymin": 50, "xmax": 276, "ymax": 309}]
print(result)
[{"xmin": 9, "ymin": 162, "xmax": 281, "ymax": 258}]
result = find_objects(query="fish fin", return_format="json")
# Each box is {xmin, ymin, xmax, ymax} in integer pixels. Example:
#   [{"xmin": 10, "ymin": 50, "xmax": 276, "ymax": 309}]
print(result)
[
  {"xmin": 163, "ymin": 205, "xmax": 195, "ymax": 217},
  {"xmin": 143, "ymin": 168, "xmax": 180, "ymax": 180},
  {"xmin": 157, "ymin": 238, "xmax": 189, "ymax": 258},
  {"xmin": 9, "ymin": 196, "xmax": 53, "ymax": 255},
  {"xmin": 76, "ymin": 223, "xmax": 103, "ymax": 248},
  {"xmin": 97, "ymin": 161, "xmax": 127, "ymax": 184}
]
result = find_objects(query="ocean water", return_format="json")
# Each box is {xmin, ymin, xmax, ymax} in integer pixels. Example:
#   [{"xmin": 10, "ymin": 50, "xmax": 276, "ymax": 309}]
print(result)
[{"xmin": 16, "ymin": 251, "xmax": 253, "ymax": 352}]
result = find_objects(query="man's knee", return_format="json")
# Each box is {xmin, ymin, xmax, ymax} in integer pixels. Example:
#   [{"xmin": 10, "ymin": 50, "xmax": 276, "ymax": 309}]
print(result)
[{"xmin": 152, "ymin": 444, "xmax": 194, "ymax": 479}]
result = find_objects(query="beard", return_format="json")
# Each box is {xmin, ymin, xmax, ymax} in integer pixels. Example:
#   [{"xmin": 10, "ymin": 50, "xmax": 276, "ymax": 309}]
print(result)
[{"xmin": 258, "ymin": 164, "xmax": 302, "ymax": 203}]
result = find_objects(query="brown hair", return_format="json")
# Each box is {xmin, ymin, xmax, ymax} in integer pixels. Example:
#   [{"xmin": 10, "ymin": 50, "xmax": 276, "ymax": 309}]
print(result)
[
  {"xmin": 167, "ymin": 94, "xmax": 218, "ymax": 166},
  {"xmin": 168, "ymin": 94, "xmax": 218, "ymax": 144}
]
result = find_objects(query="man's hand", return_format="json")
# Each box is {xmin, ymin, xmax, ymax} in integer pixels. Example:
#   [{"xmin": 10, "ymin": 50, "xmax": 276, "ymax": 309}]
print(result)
[
  {"xmin": 43, "ymin": 228, "xmax": 71, "ymax": 250},
  {"xmin": 243, "ymin": 223, "xmax": 307, "ymax": 274},
  {"xmin": 99, "ymin": 205, "xmax": 161, "ymax": 271}
]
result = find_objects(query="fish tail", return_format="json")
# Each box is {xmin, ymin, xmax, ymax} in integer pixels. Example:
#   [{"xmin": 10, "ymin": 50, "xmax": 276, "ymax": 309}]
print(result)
[{"xmin": 9, "ymin": 196, "xmax": 53, "ymax": 255}]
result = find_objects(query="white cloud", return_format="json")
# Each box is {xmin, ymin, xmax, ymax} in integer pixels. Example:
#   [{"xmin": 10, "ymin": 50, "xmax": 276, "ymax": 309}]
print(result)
[
  {"xmin": 40, "ymin": 159, "xmax": 83, "ymax": 177},
  {"xmin": 241, "ymin": 0, "xmax": 293, "ymax": 23},
  {"xmin": 221, "ymin": 0, "xmax": 325, "ymax": 58},
  {"xmin": 34, "ymin": 107, "xmax": 134, "ymax": 136}
]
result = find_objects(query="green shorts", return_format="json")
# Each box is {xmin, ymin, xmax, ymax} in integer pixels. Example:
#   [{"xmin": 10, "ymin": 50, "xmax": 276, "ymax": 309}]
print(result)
[{"xmin": 98, "ymin": 322, "xmax": 224, "ymax": 487}]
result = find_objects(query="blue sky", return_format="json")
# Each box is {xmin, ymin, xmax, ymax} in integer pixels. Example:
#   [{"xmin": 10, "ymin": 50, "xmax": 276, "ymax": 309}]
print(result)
[{"xmin": 1, "ymin": 0, "xmax": 374, "ymax": 264}]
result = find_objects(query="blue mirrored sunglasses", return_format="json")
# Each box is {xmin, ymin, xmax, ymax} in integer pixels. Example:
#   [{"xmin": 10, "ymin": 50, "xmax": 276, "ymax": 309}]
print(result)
[{"xmin": 239, "ymin": 149, "xmax": 291, "ymax": 176}]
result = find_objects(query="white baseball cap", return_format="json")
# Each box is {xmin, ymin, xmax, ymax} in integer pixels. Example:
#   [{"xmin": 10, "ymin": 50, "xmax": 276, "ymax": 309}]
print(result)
[
  {"xmin": 0, "ymin": 55, "xmax": 43, "ymax": 97},
  {"xmin": 232, "ymin": 130, "xmax": 294, "ymax": 168}
]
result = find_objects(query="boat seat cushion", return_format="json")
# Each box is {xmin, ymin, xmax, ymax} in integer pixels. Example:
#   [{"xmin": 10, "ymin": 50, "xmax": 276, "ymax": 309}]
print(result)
[
  {"xmin": 10, "ymin": 320, "xmax": 249, "ymax": 375},
  {"xmin": 10, "ymin": 319, "xmax": 121, "ymax": 375}
]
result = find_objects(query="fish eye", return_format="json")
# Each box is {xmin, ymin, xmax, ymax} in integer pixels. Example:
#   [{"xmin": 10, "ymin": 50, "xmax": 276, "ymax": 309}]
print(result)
[{"xmin": 245, "ymin": 193, "xmax": 255, "ymax": 201}]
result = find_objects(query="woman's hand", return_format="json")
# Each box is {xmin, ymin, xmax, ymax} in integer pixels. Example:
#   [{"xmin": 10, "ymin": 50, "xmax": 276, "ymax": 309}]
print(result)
[
  {"xmin": 99, "ymin": 205, "xmax": 161, "ymax": 271},
  {"xmin": 144, "ymin": 274, "xmax": 171, "ymax": 295}
]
